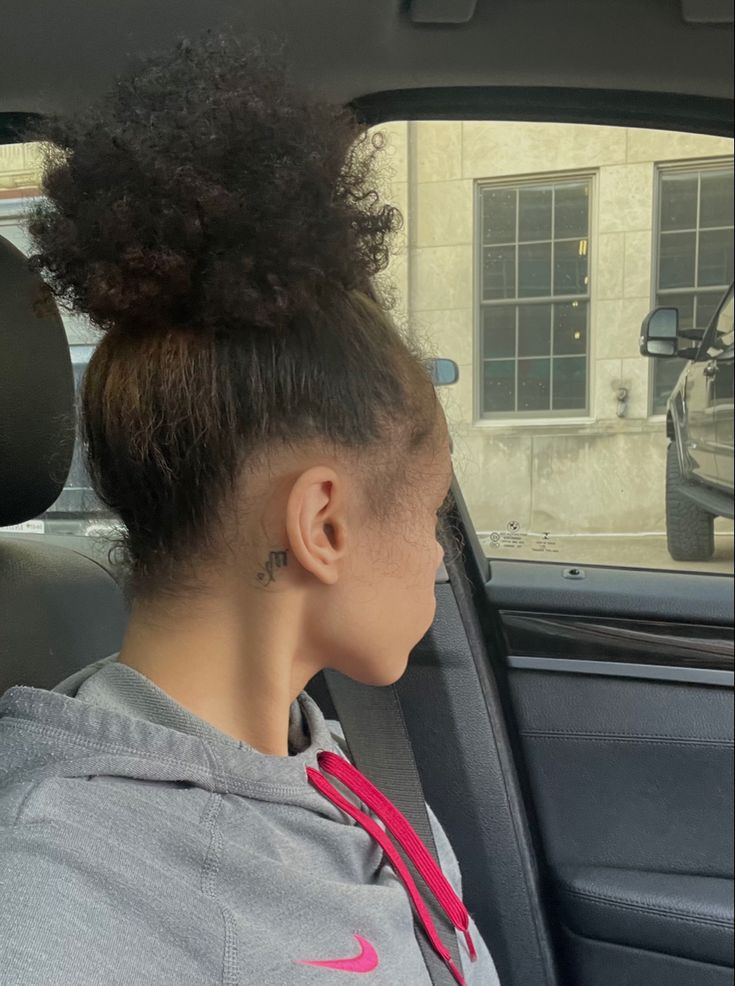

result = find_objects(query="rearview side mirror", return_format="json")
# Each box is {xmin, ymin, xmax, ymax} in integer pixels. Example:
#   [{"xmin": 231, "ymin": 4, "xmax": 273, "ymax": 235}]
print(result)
[
  {"xmin": 427, "ymin": 357, "xmax": 459, "ymax": 386},
  {"xmin": 639, "ymin": 307, "xmax": 679, "ymax": 358}
]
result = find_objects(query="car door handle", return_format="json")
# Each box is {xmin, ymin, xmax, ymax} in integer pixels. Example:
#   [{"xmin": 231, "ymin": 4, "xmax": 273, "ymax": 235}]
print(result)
[{"xmin": 703, "ymin": 363, "xmax": 718, "ymax": 378}]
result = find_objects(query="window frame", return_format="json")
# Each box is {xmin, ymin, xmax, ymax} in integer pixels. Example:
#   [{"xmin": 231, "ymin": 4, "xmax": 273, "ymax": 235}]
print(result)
[
  {"xmin": 648, "ymin": 157, "xmax": 734, "ymax": 416},
  {"xmin": 474, "ymin": 170, "xmax": 595, "ymax": 422}
]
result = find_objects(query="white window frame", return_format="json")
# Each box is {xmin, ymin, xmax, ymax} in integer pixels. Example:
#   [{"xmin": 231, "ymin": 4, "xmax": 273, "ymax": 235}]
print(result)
[{"xmin": 473, "ymin": 171, "xmax": 596, "ymax": 424}]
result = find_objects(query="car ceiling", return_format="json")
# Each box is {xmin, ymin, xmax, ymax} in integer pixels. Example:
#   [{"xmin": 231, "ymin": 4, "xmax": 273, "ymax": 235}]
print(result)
[{"xmin": 0, "ymin": 0, "xmax": 733, "ymax": 125}]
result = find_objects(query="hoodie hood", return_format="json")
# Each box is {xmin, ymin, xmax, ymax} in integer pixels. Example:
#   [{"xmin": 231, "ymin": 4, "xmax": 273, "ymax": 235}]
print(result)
[{"xmin": 0, "ymin": 655, "xmax": 346, "ymax": 814}]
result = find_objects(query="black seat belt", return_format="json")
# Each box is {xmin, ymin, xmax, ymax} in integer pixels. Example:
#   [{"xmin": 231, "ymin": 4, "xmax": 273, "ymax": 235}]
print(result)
[{"xmin": 323, "ymin": 669, "xmax": 464, "ymax": 986}]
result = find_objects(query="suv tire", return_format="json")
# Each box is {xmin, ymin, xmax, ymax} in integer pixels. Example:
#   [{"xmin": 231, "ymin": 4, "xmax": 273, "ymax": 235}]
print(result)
[{"xmin": 666, "ymin": 442, "xmax": 715, "ymax": 562}]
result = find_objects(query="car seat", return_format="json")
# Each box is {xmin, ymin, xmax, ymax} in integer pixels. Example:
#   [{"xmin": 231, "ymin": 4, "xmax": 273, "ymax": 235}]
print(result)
[{"xmin": 0, "ymin": 234, "xmax": 127, "ymax": 696}]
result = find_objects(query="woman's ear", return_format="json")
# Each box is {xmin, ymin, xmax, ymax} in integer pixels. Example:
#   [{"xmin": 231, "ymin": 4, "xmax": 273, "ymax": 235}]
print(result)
[{"xmin": 285, "ymin": 466, "xmax": 346, "ymax": 585}]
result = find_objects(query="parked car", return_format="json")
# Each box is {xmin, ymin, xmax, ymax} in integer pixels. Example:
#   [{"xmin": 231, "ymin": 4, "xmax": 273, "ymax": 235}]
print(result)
[{"xmin": 640, "ymin": 284, "xmax": 734, "ymax": 561}]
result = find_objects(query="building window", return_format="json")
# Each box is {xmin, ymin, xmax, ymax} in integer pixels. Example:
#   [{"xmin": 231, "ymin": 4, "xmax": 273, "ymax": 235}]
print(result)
[
  {"xmin": 478, "ymin": 178, "xmax": 591, "ymax": 417},
  {"xmin": 652, "ymin": 164, "xmax": 734, "ymax": 415}
]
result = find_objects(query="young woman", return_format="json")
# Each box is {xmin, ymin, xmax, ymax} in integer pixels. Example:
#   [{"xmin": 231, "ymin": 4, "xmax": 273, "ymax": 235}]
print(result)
[{"xmin": 0, "ymin": 36, "xmax": 500, "ymax": 986}]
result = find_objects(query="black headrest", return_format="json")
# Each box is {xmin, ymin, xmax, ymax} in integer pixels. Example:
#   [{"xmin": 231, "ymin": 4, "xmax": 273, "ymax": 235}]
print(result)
[{"xmin": 0, "ymin": 234, "xmax": 75, "ymax": 526}]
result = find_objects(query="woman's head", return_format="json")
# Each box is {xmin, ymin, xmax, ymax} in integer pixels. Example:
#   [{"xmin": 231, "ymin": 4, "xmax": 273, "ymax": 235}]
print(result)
[{"xmin": 27, "ymin": 36, "xmax": 452, "ymax": 683}]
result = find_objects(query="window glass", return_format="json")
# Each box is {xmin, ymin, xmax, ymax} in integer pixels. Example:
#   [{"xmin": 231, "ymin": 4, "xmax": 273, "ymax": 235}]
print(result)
[
  {"xmin": 715, "ymin": 294, "xmax": 734, "ymax": 345},
  {"xmin": 704, "ymin": 291, "xmax": 735, "ymax": 358},
  {"xmin": 660, "ymin": 175, "xmax": 698, "ymax": 231},
  {"xmin": 479, "ymin": 177, "xmax": 591, "ymax": 418},
  {"xmin": 518, "ymin": 305, "xmax": 551, "ymax": 357},
  {"xmin": 2, "ymin": 127, "xmax": 734, "ymax": 577},
  {"xmin": 482, "ymin": 245, "xmax": 516, "ymax": 300},
  {"xmin": 373, "ymin": 121, "xmax": 733, "ymax": 573}
]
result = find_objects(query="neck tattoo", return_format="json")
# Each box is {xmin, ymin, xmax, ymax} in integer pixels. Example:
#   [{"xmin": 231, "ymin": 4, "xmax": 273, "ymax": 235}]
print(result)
[{"xmin": 256, "ymin": 549, "xmax": 288, "ymax": 587}]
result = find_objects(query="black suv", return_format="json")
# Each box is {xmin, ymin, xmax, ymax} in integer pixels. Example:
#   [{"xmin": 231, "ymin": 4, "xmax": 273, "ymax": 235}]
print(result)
[{"xmin": 641, "ymin": 284, "xmax": 734, "ymax": 562}]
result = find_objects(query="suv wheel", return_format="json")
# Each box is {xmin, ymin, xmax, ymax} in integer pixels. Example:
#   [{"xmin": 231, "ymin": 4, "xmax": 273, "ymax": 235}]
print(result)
[{"xmin": 666, "ymin": 442, "xmax": 715, "ymax": 562}]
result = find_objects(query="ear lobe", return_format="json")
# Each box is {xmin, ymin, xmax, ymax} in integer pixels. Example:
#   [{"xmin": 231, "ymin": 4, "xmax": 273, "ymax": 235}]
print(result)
[{"xmin": 285, "ymin": 468, "xmax": 345, "ymax": 586}]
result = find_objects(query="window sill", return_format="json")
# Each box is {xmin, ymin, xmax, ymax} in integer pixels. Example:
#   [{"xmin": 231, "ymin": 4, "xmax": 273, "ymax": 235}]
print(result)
[{"xmin": 472, "ymin": 416, "xmax": 595, "ymax": 428}]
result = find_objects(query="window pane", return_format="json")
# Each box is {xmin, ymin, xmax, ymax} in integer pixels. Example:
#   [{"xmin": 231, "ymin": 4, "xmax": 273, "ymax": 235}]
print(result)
[
  {"xmin": 518, "ymin": 187, "xmax": 552, "ymax": 241},
  {"xmin": 659, "ymin": 231, "xmax": 696, "ymax": 289},
  {"xmin": 483, "ymin": 245, "xmax": 516, "ymax": 299},
  {"xmin": 700, "ymin": 172, "xmax": 734, "ymax": 229},
  {"xmin": 652, "ymin": 357, "xmax": 688, "ymax": 415},
  {"xmin": 657, "ymin": 292, "xmax": 695, "ymax": 331},
  {"xmin": 483, "ymin": 360, "xmax": 515, "ymax": 413},
  {"xmin": 518, "ymin": 242, "xmax": 551, "ymax": 297},
  {"xmin": 555, "ymin": 184, "xmax": 589, "ymax": 238},
  {"xmin": 482, "ymin": 187, "xmax": 516, "ymax": 244},
  {"xmin": 697, "ymin": 228, "xmax": 734, "ymax": 287},
  {"xmin": 518, "ymin": 358, "xmax": 550, "ymax": 411},
  {"xmin": 660, "ymin": 175, "xmax": 698, "ymax": 231},
  {"xmin": 518, "ymin": 304, "xmax": 551, "ymax": 356},
  {"xmin": 553, "ymin": 239, "xmax": 588, "ymax": 295},
  {"xmin": 552, "ymin": 357, "xmax": 587, "ymax": 410},
  {"xmin": 483, "ymin": 305, "xmax": 516, "ymax": 358},
  {"xmin": 554, "ymin": 301, "xmax": 588, "ymax": 355}
]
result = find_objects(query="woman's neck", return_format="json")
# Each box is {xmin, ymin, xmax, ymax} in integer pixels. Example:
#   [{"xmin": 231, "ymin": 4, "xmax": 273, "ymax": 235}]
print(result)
[{"xmin": 116, "ymin": 587, "xmax": 319, "ymax": 757}]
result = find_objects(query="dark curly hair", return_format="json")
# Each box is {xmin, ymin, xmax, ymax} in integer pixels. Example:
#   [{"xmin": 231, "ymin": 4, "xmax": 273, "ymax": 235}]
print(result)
[{"xmin": 27, "ymin": 34, "xmax": 439, "ymax": 596}]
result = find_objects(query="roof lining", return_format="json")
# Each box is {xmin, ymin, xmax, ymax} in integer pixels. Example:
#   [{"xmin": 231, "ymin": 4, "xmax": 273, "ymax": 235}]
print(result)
[
  {"xmin": 353, "ymin": 86, "xmax": 735, "ymax": 135},
  {"xmin": 4, "ymin": 87, "xmax": 733, "ymax": 146}
]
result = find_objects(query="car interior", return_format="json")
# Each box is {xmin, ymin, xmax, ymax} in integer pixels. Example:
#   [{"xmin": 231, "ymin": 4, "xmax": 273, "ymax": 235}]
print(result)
[{"xmin": 1, "ymin": 2, "xmax": 733, "ymax": 985}]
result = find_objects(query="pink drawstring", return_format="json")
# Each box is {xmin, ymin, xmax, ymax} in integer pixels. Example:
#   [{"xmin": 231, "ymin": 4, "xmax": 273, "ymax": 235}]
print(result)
[
  {"xmin": 306, "ymin": 766, "xmax": 468, "ymax": 986},
  {"xmin": 305, "ymin": 749, "xmax": 479, "ymax": 985},
  {"xmin": 317, "ymin": 751, "xmax": 478, "ymax": 963}
]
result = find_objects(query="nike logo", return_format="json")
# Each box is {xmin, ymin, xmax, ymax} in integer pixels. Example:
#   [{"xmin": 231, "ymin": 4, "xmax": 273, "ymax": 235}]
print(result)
[{"xmin": 295, "ymin": 933, "xmax": 380, "ymax": 973}]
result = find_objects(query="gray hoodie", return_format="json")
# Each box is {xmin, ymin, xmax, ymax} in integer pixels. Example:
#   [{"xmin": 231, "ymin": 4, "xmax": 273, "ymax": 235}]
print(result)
[{"xmin": 0, "ymin": 656, "xmax": 500, "ymax": 986}]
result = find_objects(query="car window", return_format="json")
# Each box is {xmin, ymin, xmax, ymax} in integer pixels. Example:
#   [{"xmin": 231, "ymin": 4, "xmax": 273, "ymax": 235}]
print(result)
[
  {"xmin": 1, "ymin": 125, "xmax": 734, "ymax": 576},
  {"xmin": 368, "ymin": 121, "xmax": 733, "ymax": 574},
  {"xmin": 702, "ymin": 290, "xmax": 734, "ymax": 359}
]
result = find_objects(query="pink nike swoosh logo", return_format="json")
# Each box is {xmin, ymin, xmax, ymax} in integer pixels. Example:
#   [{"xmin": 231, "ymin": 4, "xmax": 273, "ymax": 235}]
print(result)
[{"xmin": 295, "ymin": 934, "xmax": 380, "ymax": 973}]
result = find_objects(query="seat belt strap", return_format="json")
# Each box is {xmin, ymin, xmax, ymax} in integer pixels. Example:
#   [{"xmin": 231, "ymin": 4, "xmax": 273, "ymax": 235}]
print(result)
[{"xmin": 323, "ymin": 669, "xmax": 464, "ymax": 986}]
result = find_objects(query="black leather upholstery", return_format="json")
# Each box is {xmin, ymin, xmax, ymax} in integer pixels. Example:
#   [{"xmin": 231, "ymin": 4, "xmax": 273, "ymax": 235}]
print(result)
[
  {"xmin": 511, "ymin": 671, "xmax": 734, "ymax": 877},
  {"xmin": 0, "ymin": 232, "xmax": 127, "ymax": 693},
  {"xmin": 511, "ymin": 668, "xmax": 735, "ymax": 980},
  {"xmin": 0, "ymin": 235, "xmax": 75, "ymax": 526},
  {"xmin": 557, "ymin": 866, "xmax": 734, "ymax": 967},
  {"xmin": 560, "ymin": 928, "xmax": 735, "ymax": 986},
  {"xmin": 0, "ymin": 537, "xmax": 127, "ymax": 694}
]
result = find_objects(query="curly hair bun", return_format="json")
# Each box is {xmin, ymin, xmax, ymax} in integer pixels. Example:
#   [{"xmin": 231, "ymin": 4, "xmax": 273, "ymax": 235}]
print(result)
[{"xmin": 27, "ymin": 35, "xmax": 401, "ymax": 336}]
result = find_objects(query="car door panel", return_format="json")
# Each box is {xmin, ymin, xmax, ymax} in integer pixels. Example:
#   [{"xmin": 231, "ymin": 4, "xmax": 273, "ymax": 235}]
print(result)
[
  {"xmin": 561, "ymin": 927, "xmax": 734, "ymax": 986},
  {"xmin": 510, "ymin": 672, "xmax": 733, "ymax": 876},
  {"xmin": 556, "ymin": 867, "xmax": 733, "ymax": 967},
  {"xmin": 699, "ymin": 291, "xmax": 734, "ymax": 490},
  {"xmin": 485, "ymin": 557, "xmax": 734, "ymax": 985},
  {"xmin": 714, "ymin": 345, "xmax": 733, "ymax": 485},
  {"xmin": 686, "ymin": 361, "xmax": 721, "ymax": 483}
]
